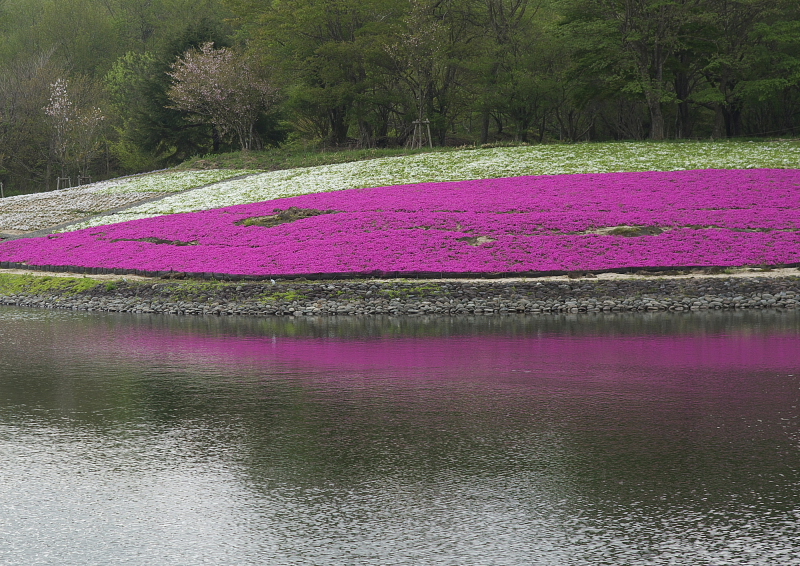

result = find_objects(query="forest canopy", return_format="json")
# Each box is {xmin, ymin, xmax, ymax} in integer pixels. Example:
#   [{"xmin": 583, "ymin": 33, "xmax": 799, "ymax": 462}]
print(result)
[{"xmin": 1, "ymin": 0, "xmax": 798, "ymax": 194}]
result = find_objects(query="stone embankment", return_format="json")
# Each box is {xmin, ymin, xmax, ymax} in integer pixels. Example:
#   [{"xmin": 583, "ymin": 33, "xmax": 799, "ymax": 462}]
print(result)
[{"xmin": 1, "ymin": 272, "xmax": 798, "ymax": 317}]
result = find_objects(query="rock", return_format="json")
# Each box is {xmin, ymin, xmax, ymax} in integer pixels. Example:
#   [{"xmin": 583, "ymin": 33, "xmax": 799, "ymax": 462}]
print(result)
[{"xmin": 2, "ymin": 273, "xmax": 799, "ymax": 318}]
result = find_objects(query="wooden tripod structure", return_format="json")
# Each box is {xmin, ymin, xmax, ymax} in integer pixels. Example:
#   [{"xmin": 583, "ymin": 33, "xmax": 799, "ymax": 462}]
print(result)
[{"xmin": 410, "ymin": 119, "xmax": 433, "ymax": 149}]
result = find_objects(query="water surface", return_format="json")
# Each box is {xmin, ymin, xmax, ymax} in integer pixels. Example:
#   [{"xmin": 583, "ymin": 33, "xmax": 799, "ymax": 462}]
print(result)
[{"xmin": 1, "ymin": 309, "xmax": 798, "ymax": 565}]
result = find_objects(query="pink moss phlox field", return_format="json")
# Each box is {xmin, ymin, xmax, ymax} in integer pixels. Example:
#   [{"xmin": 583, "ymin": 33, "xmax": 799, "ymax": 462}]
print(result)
[{"xmin": 1, "ymin": 168, "xmax": 799, "ymax": 275}]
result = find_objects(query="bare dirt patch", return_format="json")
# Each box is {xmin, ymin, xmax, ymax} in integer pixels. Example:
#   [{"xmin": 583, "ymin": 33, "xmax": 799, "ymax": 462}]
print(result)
[
  {"xmin": 457, "ymin": 235, "xmax": 497, "ymax": 246},
  {"xmin": 601, "ymin": 225, "xmax": 666, "ymax": 237},
  {"xmin": 236, "ymin": 207, "xmax": 338, "ymax": 228},
  {"xmin": 109, "ymin": 237, "xmax": 198, "ymax": 246}
]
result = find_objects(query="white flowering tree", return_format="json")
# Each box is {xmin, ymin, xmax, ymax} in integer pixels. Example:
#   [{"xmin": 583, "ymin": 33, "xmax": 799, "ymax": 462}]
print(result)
[
  {"xmin": 44, "ymin": 78, "xmax": 73, "ymax": 179},
  {"xmin": 44, "ymin": 78, "xmax": 105, "ymax": 185},
  {"xmin": 167, "ymin": 43, "xmax": 278, "ymax": 151}
]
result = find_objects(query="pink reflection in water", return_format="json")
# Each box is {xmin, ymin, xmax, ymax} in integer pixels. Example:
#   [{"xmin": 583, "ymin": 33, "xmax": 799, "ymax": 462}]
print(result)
[{"xmin": 74, "ymin": 326, "xmax": 800, "ymax": 389}]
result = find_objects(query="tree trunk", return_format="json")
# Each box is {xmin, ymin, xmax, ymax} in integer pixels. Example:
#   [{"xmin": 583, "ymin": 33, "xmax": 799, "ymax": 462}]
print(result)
[
  {"xmin": 647, "ymin": 96, "xmax": 665, "ymax": 140},
  {"xmin": 638, "ymin": 41, "xmax": 667, "ymax": 141},
  {"xmin": 480, "ymin": 110, "xmax": 491, "ymax": 145},
  {"xmin": 538, "ymin": 112, "xmax": 547, "ymax": 143},
  {"xmin": 358, "ymin": 120, "xmax": 374, "ymax": 148},
  {"xmin": 674, "ymin": 68, "xmax": 692, "ymax": 138},
  {"xmin": 328, "ymin": 107, "xmax": 349, "ymax": 145},
  {"xmin": 713, "ymin": 105, "xmax": 726, "ymax": 138},
  {"xmin": 516, "ymin": 116, "xmax": 530, "ymax": 142},
  {"xmin": 723, "ymin": 105, "xmax": 743, "ymax": 138}
]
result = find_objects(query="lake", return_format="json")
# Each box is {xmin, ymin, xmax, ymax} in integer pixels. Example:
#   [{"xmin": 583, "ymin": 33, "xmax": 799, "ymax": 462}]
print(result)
[{"xmin": 1, "ymin": 307, "xmax": 798, "ymax": 565}]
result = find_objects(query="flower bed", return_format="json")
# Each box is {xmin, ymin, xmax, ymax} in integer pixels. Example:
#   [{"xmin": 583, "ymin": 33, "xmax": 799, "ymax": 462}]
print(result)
[
  {"xmin": 0, "ymin": 169, "xmax": 253, "ymax": 233},
  {"xmin": 64, "ymin": 141, "xmax": 800, "ymax": 231},
  {"xmin": 2, "ymin": 169, "xmax": 799, "ymax": 277}
]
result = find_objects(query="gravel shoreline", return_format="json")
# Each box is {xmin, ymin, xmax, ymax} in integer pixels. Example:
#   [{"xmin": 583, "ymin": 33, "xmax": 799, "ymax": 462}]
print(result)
[{"xmin": 1, "ymin": 270, "xmax": 798, "ymax": 317}]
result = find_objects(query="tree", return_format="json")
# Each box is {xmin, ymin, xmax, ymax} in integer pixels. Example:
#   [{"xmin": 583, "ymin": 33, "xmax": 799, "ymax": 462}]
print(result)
[
  {"xmin": 167, "ymin": 42, "xmax": 278, "ymax": 150},
  {"xmin": 10, "ymin": 0, "xmax": 122, "ymax": 77},
  {"xmin": 0, "ymin": 51, "xmax": 59, "ymax": 193},
  {"xmin": 739, "ymin": 5, "xmax": 800, "ymax": 136},
  {"xmin": 225, "ymin": 0, "xmax": 408, "ymax": 146},
  {"xmin": 471, "ymin": 0, "xmax": 558, "ymax": 143},
  {"xmin": 692, "ymin": 0, "xmax": 798, "ymax": 138},
  {"xmin": 104, "ymin": 18, "xmax": 233, "ymax": 169},
  {"xmin": 563, "ymin": 0, "xmax": 699, "ymax": 140},
  {"xmin": 43, "ymin": 77, "xmax": 106, "ymax": 183},
  {"xmin": 372, "ymin": 0, "xmax": 479, "ymax": 146},
  {"xmin": 43, "ymin": 78, "xmax": 73, "ymax": 179}
]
